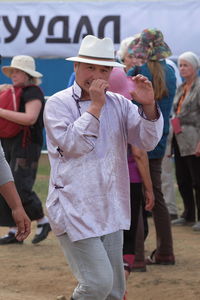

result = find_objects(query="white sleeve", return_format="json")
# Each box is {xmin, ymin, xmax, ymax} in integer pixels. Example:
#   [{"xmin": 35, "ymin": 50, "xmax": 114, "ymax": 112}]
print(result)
[
  {"xmin": 44, "ymin": 97, "xmax": 100, "ymax": 158},
  {"xmin": 0, "ymin": 142, "xmax": 14, "ymax": 186}
]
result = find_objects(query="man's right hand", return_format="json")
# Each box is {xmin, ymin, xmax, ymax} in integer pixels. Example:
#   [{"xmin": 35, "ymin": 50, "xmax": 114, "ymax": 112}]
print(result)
[{"xmin": 87, "ymin": 79, "xmax": 109, "ymax": 118}]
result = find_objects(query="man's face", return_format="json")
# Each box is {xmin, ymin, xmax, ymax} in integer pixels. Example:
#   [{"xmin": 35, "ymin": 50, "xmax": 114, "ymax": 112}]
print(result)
[{"xmin": 74, "ymin": 62, "xmax": 112, "ymax": 99}]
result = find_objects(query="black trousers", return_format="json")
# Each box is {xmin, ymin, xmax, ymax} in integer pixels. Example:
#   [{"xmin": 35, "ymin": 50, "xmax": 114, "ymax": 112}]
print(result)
[
  {"xmin": 0, "ymin": 134, "xmax": 44, "ymax": 226},
  {"xmin": 123, "ymin": 182, "xmax": 144, "ymax": 255},
  {"xmin": 173, "ymin": 136, "xmax": 200, "ymax": 222}
]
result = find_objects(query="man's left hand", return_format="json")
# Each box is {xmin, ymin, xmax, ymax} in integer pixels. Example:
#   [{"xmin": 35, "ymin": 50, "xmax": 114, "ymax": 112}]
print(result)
[{"xmin": 130, "ymin": 74, "xmax": 155, "ymax": 105}]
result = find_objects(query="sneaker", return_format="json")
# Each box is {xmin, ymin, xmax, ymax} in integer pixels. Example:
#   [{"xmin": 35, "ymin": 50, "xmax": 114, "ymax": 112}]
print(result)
[
  {"xmin": 0, "ymin": 232, "xmax": 23, "ymax": 245},
  {"xmin": 32, "ymin": 223, "xmax": 51, "ymax": 244},
  {"xmin": 192, "ymin": 221, "xmax": 200, "ymax": 231},
  {"xmin": 171, "ymin": 217, "xmax": 194, "ymax": 226},
  {"xmin": 146, "ymin": 249, "xmax": 175, "ymax": 265}
]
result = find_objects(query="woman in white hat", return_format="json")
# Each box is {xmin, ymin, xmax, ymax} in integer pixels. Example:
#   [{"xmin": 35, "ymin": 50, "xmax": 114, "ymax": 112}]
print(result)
[{"xmin": 0, "ymin": 55, "xmax": 51, "ymax": 245}]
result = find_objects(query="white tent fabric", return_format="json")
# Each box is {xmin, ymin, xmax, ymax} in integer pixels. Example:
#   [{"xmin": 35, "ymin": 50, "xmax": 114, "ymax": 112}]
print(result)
[{"xmin": 0, "ymin": 0, "xmax": 199, "ymax": 59}]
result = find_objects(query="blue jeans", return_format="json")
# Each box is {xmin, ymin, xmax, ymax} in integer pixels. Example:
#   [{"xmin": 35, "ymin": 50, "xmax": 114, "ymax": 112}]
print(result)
[{"xmin": 58, "ymin": 230, "xmax": 125, "ymax": 300}]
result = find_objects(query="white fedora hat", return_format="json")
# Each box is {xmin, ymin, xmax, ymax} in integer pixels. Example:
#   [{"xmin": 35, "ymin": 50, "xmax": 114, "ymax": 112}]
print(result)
[
  {"xmin": 66, "ymin": 35, "xmax": 125, "ymax": 68},
  {"xmin": 2, "ymin": 55, "xmax": 43, "ymax": 78}
]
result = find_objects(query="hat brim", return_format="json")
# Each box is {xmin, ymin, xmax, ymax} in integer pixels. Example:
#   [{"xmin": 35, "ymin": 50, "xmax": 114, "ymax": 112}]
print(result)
[
  {"xmin": 2, "ymin": 66, "xmax": 43, "ymax": 78},
  {"xmin": 130, "ymin": 42, "xmax": 172, "ymax": 61},
  {"xmin": 66, "ymin": 57, "xmax": 125, "ymax": 68}
]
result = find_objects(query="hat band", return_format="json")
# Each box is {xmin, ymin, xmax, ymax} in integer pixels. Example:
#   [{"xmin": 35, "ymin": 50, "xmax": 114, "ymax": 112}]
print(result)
[{"xmin": 78, "ymin": 54, "xmax": 115, "ymax": 62}]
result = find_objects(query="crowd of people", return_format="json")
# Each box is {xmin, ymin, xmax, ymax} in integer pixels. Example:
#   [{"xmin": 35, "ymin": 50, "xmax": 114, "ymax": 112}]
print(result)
[{"xmin": 0, "ymin": 28, "xmax": 200, "ymax": 300}]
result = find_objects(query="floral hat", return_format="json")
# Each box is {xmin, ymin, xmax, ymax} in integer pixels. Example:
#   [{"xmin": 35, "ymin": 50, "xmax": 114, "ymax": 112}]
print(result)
[{"xmin": 128, "ymin": 28, "xmax": 172, "ymax": 61}]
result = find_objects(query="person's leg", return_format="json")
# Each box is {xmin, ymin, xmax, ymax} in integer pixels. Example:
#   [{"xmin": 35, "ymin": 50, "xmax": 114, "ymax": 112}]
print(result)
[
  {"xmin": 161, "ymin": 153, "xmax": 178, "ymax": 218},
  {"xmin": 103, "ymin": 231, "xmax": 125, "ymax": 300},
  {"xmin": 173, "ymin": 137, "xmax": 195, "ymax": 222},
  {"xmin": 58, "ymin": 231, "xmax": 125, "ymax": 300},
  {"xmin": 161, "ymin": 127, "xmax": 178, "ymax": 219},
  {"xmin": 132, "ymin": 205, "xmax": 146, "ymax": 271},
  {"xmin": 186, "ymin": 156, "xmax": 200, "ymax": 230},
  {"xmin": 123, "ymin": 183, "xmax": 142, "ymax": 273},
  {"xmin": 149, "ymin": 158, "xmax": 174, "ymax": 262},
  {"xmin": 10, "ymin": 143, "xmax": 45, "ymax": 220},
  {"xmin": 142, "ymin": 203, "xmax": 149, "ymax": 240},
  {"xmin": 13, "ymin": 145, "xmax": 51, "ymax": 243},
  {"xmin": 0, "ymin": 139, "xmax": 51, "ymax": 244}
]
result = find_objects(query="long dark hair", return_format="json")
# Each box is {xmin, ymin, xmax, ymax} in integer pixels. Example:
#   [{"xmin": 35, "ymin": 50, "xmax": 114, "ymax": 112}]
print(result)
[{"xmin": 147, "ymin": 61, "xmax": 168, "ymax": 100}]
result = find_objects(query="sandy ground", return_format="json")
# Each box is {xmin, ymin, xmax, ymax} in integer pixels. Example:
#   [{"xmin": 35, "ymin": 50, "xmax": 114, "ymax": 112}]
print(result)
[{"xmin": 0, "ymin": 218, "xmax": 200, "ymax": 300}]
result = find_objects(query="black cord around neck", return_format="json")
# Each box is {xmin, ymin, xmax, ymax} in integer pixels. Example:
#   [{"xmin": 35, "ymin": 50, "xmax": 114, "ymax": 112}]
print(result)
[{"xmin": 72, "ymin": 88, "xmax": 81, "ymax": 116}]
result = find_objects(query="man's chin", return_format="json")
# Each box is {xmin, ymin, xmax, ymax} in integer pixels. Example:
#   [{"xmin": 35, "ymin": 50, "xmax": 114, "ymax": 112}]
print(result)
[{"xmin": 81, "ymin": 88, "xmax": 90, "ymax": 100}]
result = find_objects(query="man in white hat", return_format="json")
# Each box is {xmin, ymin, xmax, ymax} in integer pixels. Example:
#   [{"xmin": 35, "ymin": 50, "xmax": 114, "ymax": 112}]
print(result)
[{"xmin": 44, "ymin": 35, "xmax": 163, "ymax": 300}]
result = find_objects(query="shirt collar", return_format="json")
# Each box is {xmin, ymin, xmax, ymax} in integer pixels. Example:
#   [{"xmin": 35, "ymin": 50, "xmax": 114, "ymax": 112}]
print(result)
[{"xmin": 73, "ymin": 81, "xmax": 82, "ymax": 99}]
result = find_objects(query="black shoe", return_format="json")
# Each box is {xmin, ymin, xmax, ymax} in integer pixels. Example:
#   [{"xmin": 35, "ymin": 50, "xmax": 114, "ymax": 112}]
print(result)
[
  {"xmin": 146, "ymin": 211, "xmax": 152, "ymax": 218},
  {"xmin": 170, "ymin": 214, "xmax": 178, "ymax": 221},
  {"xmin": 0, "ymin": 232, "xmax": 23, "ymax": 245},
  {"xmin": 32, "ymin": 223, "xmax": 51, "ymax": 244}
]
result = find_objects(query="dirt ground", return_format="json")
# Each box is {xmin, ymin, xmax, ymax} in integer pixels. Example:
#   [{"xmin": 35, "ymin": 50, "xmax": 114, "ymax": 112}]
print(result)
[{"xmin": 1, "ymin": 218, "xmax": 200, "ymax": 300}]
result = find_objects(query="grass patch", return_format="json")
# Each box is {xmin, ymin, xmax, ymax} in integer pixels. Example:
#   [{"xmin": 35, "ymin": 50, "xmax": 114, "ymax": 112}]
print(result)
[{"xmin": 34, "ymin": 154, "xmax": 50, "ymax": 205}]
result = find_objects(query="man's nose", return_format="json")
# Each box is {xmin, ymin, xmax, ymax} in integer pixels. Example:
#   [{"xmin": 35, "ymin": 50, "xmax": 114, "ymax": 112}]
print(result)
[{"xmin": 93, "ymin": 70, "xmax": 103, "ymax": 79}]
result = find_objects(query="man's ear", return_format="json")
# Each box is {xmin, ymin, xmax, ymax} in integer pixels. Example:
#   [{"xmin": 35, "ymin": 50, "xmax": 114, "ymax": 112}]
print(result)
[{"xmin": 74, "ymin": 62, "xmax": 79, "ymax": 72}]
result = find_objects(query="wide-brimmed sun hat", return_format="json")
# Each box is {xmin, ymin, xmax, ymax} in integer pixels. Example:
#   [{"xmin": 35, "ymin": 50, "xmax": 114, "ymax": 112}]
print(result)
[
  {"xmin": 66, "ymin": 35, "xmax": 125, "ymax": 68},
  {"xmin": 128, "ymin": 28, "xmax": 172, "ymax": 61},
  {"xmin": 2, "ymin": 55, "xmax": 43, "ymax": 78}
]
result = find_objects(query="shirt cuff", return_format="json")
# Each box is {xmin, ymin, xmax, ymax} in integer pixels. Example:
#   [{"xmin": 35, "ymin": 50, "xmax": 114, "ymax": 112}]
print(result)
[
  {"xmin": 86, "ymin": 111, "xmax": 100, "ymax": 122},
  {"xmin": 138, "ymin": 103, "xmax": 160, "ymax": 122}
]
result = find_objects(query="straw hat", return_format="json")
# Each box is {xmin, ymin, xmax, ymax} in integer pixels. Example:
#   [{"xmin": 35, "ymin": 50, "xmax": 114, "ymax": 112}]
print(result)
[
  {"xmin": 2, "ymin": 55, "xmax": 43, "ymax": 78},
  {"xmin": 66, "ymin": 35, "xmax": 125, "ymax": 68}
]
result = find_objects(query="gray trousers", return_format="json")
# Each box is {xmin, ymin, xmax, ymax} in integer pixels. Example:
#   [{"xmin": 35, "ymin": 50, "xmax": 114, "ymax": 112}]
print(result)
[
  {"xmin": 161, "ymin": 153, "xmax": 178, "ymax": 215},
  {"xmin": 161, "ymin": 127, "xmax": 178, "ymax": 216},
  {"xmin": 58, "ymin": 230, "xmax": 125, "ymax": 300}
]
